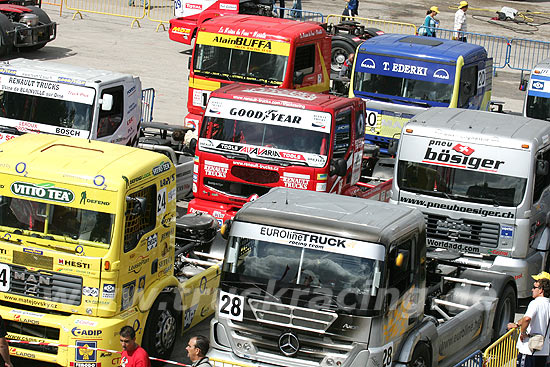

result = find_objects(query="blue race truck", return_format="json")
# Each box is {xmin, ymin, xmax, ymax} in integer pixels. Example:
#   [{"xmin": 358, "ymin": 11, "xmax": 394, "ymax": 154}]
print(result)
[{"xmin": 350, "ymin": 34, "xmax": 493, "ymax": 154}]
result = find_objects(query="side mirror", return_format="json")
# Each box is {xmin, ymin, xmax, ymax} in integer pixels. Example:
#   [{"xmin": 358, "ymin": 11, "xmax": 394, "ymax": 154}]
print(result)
[
  {"xmin": 126, "ymin": 196, "xmax": 147, "ymax": 216},
  {"xmin": 293, "ymin": 71, "xmax": 305, "ymax": 85},
  {"xmin": 101, "ymin": 93, "xmax": 114, "ymax": 111},
  {"xmin": 388, "ymin": 139, "xmax": 399, "ymax": 156},
  {"xmin": 188, "ymin": 138, "xmax": 197, "ymax": 153},
  {"xmin": 537, "ymin": 159, "xmax": 549, "ymax": 176},
  {"xmin": 220, "ymin": 219, "xmax": 233, "ymax": 240},
  {"xmin": 329, "ymin": 158, "xmax": 347, "ymax": 177},
  {"xmin": 519, "ymin": 75, "xmax": 529, "ymax": 91}
]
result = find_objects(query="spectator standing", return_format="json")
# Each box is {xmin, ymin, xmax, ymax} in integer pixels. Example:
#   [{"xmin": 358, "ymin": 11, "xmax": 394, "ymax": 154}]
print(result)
[
  {"xmin": 0, "ymin": 316, "xmax": 13, "ymax": 367},
  {"xmin": 507, "ymin": 275, "xmax": 550, "ymax": 367},
  {"xmin": 274, "ymin": 0, "xmax": 285, "ymax": 18},
  {"xmin": 119, "ymin": 326, "xmax": 150, "ymax": 367},
  {"xmin": 186, "ymin": 336, "xmax": 212, "ymax": 367},
  {"xmin": 454, "ymin": 1, "xmax": 468, "ymax": 42},
  {"xmin": 422, "ymin": 6, "xmax": 440, "ymax": 37},
  {"xmin": 343, "ymin": 0, "xmax": 358, "ymax": 17},
  {"xmin": 290, "ymin": 0, "xmax": 302, "ymax": 19}
]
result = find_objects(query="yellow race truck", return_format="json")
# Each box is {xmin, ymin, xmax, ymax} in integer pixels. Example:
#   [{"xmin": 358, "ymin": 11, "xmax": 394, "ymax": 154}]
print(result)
[{"xmin": 0, "ymin": 134, "xmax": 221, "ymax": 366}]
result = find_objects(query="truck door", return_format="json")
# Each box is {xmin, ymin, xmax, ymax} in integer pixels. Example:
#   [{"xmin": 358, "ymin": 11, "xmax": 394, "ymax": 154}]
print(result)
[
  {"xmin": 383, "ymin": 236, "xmax": 423, "ymax": 344},
  {"xmin": 118, "ymin": 183, "xmax": 159, "ymax": 315},
  {"xmin": 531, "ymin": 148, "xmax": 550, "ymax": 261},
  {"xmin": 328, "ymin": 108, "xmax": 352, "ymax": 193},
  {"xmin": 95, "ymin": 84, "xmax": 136, "ymax": 145},
  {"xmin": 457, "ymin": 64, "xmax": 479, "ymax": 109},
  {"xmin": 293, "ymin": 40, "xmax": 329, "ymax": 92}
]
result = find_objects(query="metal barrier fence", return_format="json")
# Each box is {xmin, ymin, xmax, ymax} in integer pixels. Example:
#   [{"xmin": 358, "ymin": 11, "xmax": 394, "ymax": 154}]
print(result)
[
  {"xmin": 43, "ymin": 0, "xmax": 63, "ymax": 16},
  {"xmin": 483, "ymin": 328, "xmax": 519, "ymax": 367},
  {"xmin": 141, "ymin": 87, "xmax": 155, "ymax": 123},
  {"xmin": 274, "ymin": 6, "xmax": 324, "ymax": 22},
  {"xmin": 454, "ymin": 350, "xmax": 484, "ymax": 367},
  {"xmin": 65, "ymin": 0, "xmax": 147, "ymax": 27},
  {"xmin": 508, "ymin": 38, "xmax": 550, "ymax": 72},
  {"xmin": 147, "ymin": 0, "xmax": 174, "ymax": 31},
  {"xmin": 211, "ymin": 357, "xmax": 256, "ymax": 367},
  {"xmin": 326, "ymin": 14, "xmax": 417, "ymax": 35},
  {"xmin": 432, "ymin": 27, "xmax": 510, "ymax": 69}
]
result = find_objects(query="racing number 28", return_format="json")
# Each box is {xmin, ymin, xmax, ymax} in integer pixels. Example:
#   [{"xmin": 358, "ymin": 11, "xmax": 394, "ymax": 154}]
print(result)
[
  {"xmin": 218, "ymin": 291, "xmax": 244, "ymax": 321},
  {"xmin": 382, "ymin": 344, "xmax": 393, "ymax": 367}
]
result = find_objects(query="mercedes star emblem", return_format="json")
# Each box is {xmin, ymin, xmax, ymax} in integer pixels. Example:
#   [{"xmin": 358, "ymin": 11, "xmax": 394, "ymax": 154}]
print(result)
[{"xmin": 278, "ymin": 331, "xmax": 300, "ymax": 357}]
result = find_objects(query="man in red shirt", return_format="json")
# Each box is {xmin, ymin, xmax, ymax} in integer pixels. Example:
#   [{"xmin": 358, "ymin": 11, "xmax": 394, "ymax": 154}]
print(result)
[{"xmin": 119, "ymin": 326, "xmax": 151, "ymax": 367}]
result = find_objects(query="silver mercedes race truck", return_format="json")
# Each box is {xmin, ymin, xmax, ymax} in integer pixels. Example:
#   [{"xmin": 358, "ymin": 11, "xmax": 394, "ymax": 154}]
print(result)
[
  {"xmin": 208, "ymin": 187, "xmax": 515, "ymax": 367},
  {"xmin": 391, "ymin": 107, "xmax": 550, "ymax": 298}
]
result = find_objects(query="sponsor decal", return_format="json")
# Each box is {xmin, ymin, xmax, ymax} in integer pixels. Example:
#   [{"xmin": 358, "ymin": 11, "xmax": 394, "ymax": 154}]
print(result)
[
  {"xmin": 500, "ymin": 226, "xmax": 513, "ymax": 238},
  {"xmin": 129, "ymin": 172, "xmax": 151, "ymax": 185},
  {"xmin": 423, "ymin": 140, "xmax": 504, "ymax": 171},
  {"xmin": 57, "ymin": 76, "xmax": 86, "ymax": 86},
  {"xmin": 102, "ymin": 283, "xmax": 115, "ymax": 299},
  {"xmin": 152, "ymin": 161, "xmax": 171, "ymax": 176},
  {"xmin": 23, "ymin": 248, "xmax": 43, "ymax": 255},
  {"xmin": 128, "ymin": 255, "xmax": 150, "ymax": 274},
  {"xmin": 10, "ymin": 310, "xmax": 44, "ymax": 318},
  {"xmin": 71, "ymin": 327, "xmax": 102, "ymax": 337},
  {"xmin": 184, "ymin": 304, "xmax": 198, "ymax": 330},
  {"xmin": 160, "ymin": 231, "xmax": 171, "ymax": 242},
  {"xmin": 229, "ymin": 107, "xmax": 301, "ymax": 124},
  {"xmin": 204, "ymin": 160, "xmax": 228, "ymax": 178},
  {"xmin": 488, "ymin": 249, "xmax": 509, "ymax": 256},
  {"xmin": 533, "ymin": 81, "xmax": 544, "ymax": 90},
  {"xmin": 360, "ymin": 58, "xmax": 376, "ymax": 69},
  {"xmin": 74, "ymin": 319, "xmax": 98, "ymax": 327},
  {"xmin": 75, "ymin": 340, "xmax": 97, "ymax": 362},
  {"xmin": 13, "ymin": 315, "xmax": 39, "ymax": 325},
  {"xmin": 219, "ymin": 3, "xmax": 237, "ymax": 10},
  {"xmin": 161, "ymin": 213, "xmax": 173, "ymax": 228},
  {"xmin": 11, "ymin": 182, "xmax": 74, "ymax": 203},
  {"xmin": 126, "ymin": 85, "xmax": 137, "ymax": 97},
  {"xmin": 0, "ymin": 68, "xmax": 16, "ymax": 75},
  {"xmin": 433, "ymin": 68, "xmax": 450, "ymax": 80},
  {"xmin": 138, "ymin": 275, "xmax": 146, "ymax": 292},
  {"xmin": 197, "ymin": 32, "xmax": 290, "ymax": 56},
  {"xmin": 242, "ymin": 87, "xmax": 317, "ymax": 101},
  {"xmin": 58, "ymin": 259, "xmax": 91, "ymax": 269},
  {"xmin": 82, "ymin": 287, "xmax": 99, "ymax": 297},
  {"xmin": 10, "ymin": 348, "xmax": 36, "ymax": 359},
  {"xmin": 282, "ymin": 172, "xmax": 309, "ymax": 189},
  {"xmin": 171, "ymin": 26, "xmax": 191, "ymax": 34},
  {"xmin": 121, "ymin": 280, "xmax": 136, "ymax": 311},
  {"xmin": 146, "ymin": 233, "xmax": 158, "ymax": 251},
  {"xmin": 158, "ymin": 256, "xmax": 171, "ymax": 268}
]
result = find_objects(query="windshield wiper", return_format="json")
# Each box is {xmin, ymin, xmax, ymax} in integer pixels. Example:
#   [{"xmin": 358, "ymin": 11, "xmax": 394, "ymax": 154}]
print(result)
[
  {"xmin": 0, "ymin": 126, "xmax": 21, "ymax": 135},
  {"xmin": 405, "ymin": 100, "xmax": 431, "ymax": 108}
]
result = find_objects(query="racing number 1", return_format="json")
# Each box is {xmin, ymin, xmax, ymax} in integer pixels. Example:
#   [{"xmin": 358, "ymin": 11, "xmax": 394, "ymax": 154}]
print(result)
[
  {"xmin": 218, "ymin": 290, "xmax": 244, "ymax": 321},
  {"xmin": 0, "ymin": 264, "xmax": 10, "ymax": 292}
]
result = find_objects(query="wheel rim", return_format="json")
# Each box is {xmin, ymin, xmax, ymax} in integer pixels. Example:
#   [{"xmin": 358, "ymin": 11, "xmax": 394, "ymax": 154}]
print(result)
[
  {"xmin": 332, "ymin": 49, "xmax": 348, "ymax": 72},
  {"xmin": 154, "ymin": 310, "xmax": 177, "ymax": 355},
  {"xmin": 412, "ymin": 356, "xmax": 428, "ymax": 367}
]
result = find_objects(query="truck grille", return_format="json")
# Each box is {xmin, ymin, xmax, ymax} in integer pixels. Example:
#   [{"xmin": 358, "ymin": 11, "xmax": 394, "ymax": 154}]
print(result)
[
  {"xmin": 248, "ymin": 299, "xmax": 337, "ymax": 332},
  {"xmin": 231, "ymin": 166, "xmax": 280, "ymax": 184},
  {"xmin": 7, "ymin": 264, "xmax": 83, "ymax": 306},
  {"xmin": 203, "ymin": 178, "xmax": 271, "ymax": 199},
  {"xmin": 5, "ymin": 319, "xmax": 59, "ymax": 355},
  {"xmin": 425, "ymin": 214, "xmax": 500, "ymax": 248}
]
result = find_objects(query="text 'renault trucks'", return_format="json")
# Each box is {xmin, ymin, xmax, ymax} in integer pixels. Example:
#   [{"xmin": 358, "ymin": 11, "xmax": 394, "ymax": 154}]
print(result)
[
  {"xmin": 523, "ymin": 57, "xmax": 550, "ymax": 121},
  {"xmin": 0, "ymin": 58, "xmax": 195, "ymax": 200},
  {"xmin": 187, "ymin": 84, "xmax": 392, "ymax": 225},
  {"xmin": 0, "ymin": 134, "xmax": 222, "ymax": 366},
  {"xmin": 209, "ymin": 187, "xmax": 515, "ymax": 367},
  {"xmin": 391, "ymin": 107, "xmax": 550, "ymax": 298},
  {"xmin": 351, "ymin": 34, "xmax": 493, "ymax": 154}
]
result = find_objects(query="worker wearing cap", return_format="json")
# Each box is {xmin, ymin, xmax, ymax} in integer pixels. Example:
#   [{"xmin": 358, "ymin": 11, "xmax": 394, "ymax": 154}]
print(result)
[
  {"xmin": 454, "ymin": 1, "xmax": 468, "ymax": 42},
  {"xmin": 422, "ymin": 6, "xmax": 440, "ymax": 37}
]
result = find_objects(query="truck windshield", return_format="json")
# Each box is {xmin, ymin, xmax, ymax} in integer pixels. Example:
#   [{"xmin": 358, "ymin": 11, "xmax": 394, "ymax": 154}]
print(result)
[
  {"xmin": 397, "ymin": 160, "xmax": 527, "ymax": 207},
  {"xmin": 193, "ymin": 44, "xmax": 288, "ymax": 85},
  {"xmin": 0, "ymin": 195, "xmax": 114, "ymax": 248},
  {"xmin": 0, "ymin": 90, "xmax": 94, "ymax": 132},
  {"xmin": 223, "ymin": 226, "xmax": 385, "ymax": 314},
  {"xmin": 525, "ymin": 95, "xmax": 550, "ymax": 121},
  {"xmin": 354, "ymin": 72, "xmax": 453, "ymax": 104},
  {"xmin": 200, "ymin": 116, "xmax": 329, "ymax": 167}
]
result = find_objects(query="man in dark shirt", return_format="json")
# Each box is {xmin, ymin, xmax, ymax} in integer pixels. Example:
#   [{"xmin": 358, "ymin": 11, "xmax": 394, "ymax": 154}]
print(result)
[{"xmin": 0, "ymin": 316, "xmax": 13, "ymax": 367}]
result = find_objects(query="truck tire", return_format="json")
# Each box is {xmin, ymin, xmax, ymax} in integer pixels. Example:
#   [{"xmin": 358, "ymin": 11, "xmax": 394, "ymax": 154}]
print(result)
[
  {"xmin": 331, "ymin": 38, "xmax": 357, "ymax": 73},
  {"xmin": 492, "ymin": 285, "xmax": 516, "ymax": 340},
  {"xmin": 18, "ymin": 6, "xmax": 51, "ymax": 51},
  {"xmin": 142, "ymin": 294, "xmax": 178, "ymax": 363},
  {"xmin": 411, "ymin": 342, "xmax": 431, "ymax": 367},
  {"xmin": 0, "ymin": 13, "xmax": 14, "ymax": 56}
]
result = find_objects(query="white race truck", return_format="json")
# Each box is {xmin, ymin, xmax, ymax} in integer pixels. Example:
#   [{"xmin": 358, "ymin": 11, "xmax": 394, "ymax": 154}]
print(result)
[
  {"xmin": 0, "ymin": 58, "xmax": 194, "ymax": 199},
  {"xmin": 209, "ymin": 187, "xmax": 516, "ymax": 367},
  {"xmin": 391, "ymin": 107, "xmax": 550, "ymax": 299},
  {"xmin": 523, "ymin": 57, "xmax": 550, "ymax": 121}
]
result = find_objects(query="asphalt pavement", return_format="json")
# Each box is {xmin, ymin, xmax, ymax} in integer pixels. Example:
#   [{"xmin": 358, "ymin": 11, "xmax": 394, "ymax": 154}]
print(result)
[{"xmin": 14, "ymin": 0, "xmax": 550, "ymax": 365}]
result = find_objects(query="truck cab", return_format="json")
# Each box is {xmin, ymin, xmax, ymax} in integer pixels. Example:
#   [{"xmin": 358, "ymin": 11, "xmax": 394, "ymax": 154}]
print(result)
[
  {"xmin": 188, "ymin": 84, "xmax": 366, "ymax": 224},
  {"xmin": 183, "ymin": 15, "xmax": 331, "ymax": 133},
  {"xmin": 0, "ymin": 58, "xmax": 141, "ymax": 146},
  {"xmin": 210, "ymin": 187, "xmax": 514, "ymax": 367},
  {"xmin": 391, "ymin": 107, "xmax": 550, "ymax": 298},
  {"xmin": 524, "ymin": 58, "xmax": 550, "ymax": 121},
  {"xmin": 351, "ymin": 35, "xmax": 493, "ymax": 154},
  {"xmin": 0, "ymin": 134, "xmax": 221, "ymax": 366}
]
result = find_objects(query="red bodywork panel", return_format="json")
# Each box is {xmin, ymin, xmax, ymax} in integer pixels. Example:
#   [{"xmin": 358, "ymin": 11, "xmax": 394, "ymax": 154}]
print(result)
[{"xmin": 0, "ymin": 4, "xmax": 31, "ymax": 12}]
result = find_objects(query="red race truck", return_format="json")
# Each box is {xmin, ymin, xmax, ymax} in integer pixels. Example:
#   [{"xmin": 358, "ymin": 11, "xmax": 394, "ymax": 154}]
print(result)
[
  {"xmin": 169, "ymin": 0, "xmax": 381, "ymax": 133},
  {"xmin": 187, "ymin": 83, "xmax": 391, "ymax": 225}
]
